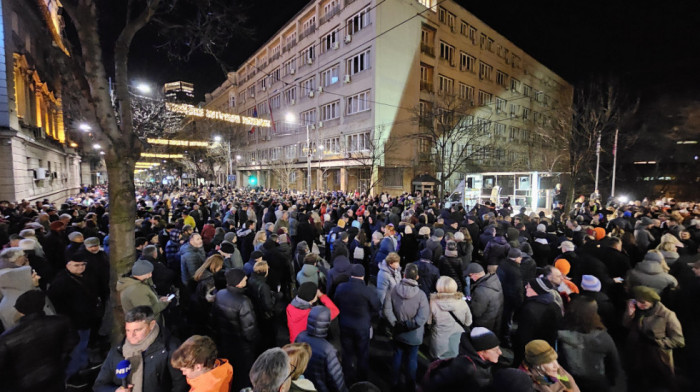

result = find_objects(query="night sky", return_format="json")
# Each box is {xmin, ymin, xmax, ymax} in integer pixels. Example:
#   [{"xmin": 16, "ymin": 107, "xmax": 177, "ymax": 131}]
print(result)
[{"xmin": 129, "ymin": 0, "xmax": 700, "ymax": 102}]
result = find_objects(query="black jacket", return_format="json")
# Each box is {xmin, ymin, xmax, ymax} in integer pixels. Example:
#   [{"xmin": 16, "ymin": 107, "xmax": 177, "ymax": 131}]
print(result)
[
  {"xmin": 333, "ymin": 278, "xmax": 380, "ymax": 331},
  {"xmin": 326, "ymin": 256, "xmax": 352, "ymax": 299},
  {"xmin": 295, "ymin": 307, "xmax": 347, "ymax": 392},
  {"xmin": 212, "ymin": 286, "xmax": 259, "ymax": 355},
  {"xmin": 416, "ymin": 259, "xmax": 441, "ymax": 297},
  {"xmin": 439, "ymin": 255, "xmax": 465, "ymax": 293},
  {"xmin": 93, "ymin": 326, "xmax": 187, "ymax": 392},
  {"xmin": 47, "ymin": 270, "xmax": 101, "ymax": 329},
  {"xmin": 421, "ymin": 332, "xmax": 495, "ymax": 392},
  {"xmin": 0, "ymin": 313, "xmax": 78, "ymax": 392},
  {"xmin": 262, "ymin": 239, "xmax": 291, "ymax": 291},
  {"xmin": 246, "ymin": 273, "xmax": 276, "ymax": 321},
  {"xmin": 496, "ymin": 259, "xmax": 523, "ymax": 305},
  {"xmin": 513, "ymin": 293, "xmax": 562, "ymax": 364},
  {"xmin": 82, "ymin": 249, "xmax": 111, "ymax": 302},
  {"xmin": 469, "ymin": 273, "xmax": 504, "ymax": 333}
]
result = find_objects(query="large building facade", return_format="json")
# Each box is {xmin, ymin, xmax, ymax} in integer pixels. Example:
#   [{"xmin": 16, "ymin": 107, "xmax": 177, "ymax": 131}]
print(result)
[
  {"xmin": 205, "ymin": 0, "xmax": 573, "ymax": 194},
  {"xmin": 0, "ymin": 0, "xmax": 81, "ymax": 202}
]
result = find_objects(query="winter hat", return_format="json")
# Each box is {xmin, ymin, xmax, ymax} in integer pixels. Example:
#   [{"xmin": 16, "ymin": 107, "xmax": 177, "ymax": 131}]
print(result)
[
  {"xmin": 529, "ymin": 277, "xmax": 553, "ymax": 295},
  {"xmin": 558, "ymin": 241, "xmax": 575, "ymax": 251},
  {"xmin": 445, "ymin": 241, "xmax": 458, "ymax": 257},
  {"xmin": 470, "ymin": 327, "xmax": 500, "ymax": 351},
  {"xmin": 297, "ymin": 282, "xmax": 318, "ymax": 302},
  {"xmin": 337, "ymin": 219, "xmax": 346, "ymax": 228},
  {"xmin": 594, "ymin": 227, "xmax": 606, "ymax": 241},
  {"xmin": 18, "ymin": 239, "xmax": 36, "ymax": 251},
  {"xmin": 508, "ymin": 248, "xmax": 522, "ymax": 259},
  {"xmin": 223, "ymin": 232, "xmax": 236, "ymax": 243},
  {"xmin": 225, "ymin": 268, "xmax": 246, "ymax": 287},
  {"xmin": 250, "ymin": 250, "xmax": 264, "ymax": 260},
  {"xmin": 434, "ymin": 228, "xmax": 445, "ymax": 238},
  {"xmin": 351, "ymin": 264, "xmax": 365, "ymax": 278},
  {"xmin": 524, "ymin": 339, "xmax": 557, "ymax": 366},
  {"xmin": 633, "ymin": 285, "xmax": 661, "ymax": 303},
  {"xmin": 466, "ymin": 263, "xmax": 484, "ymax": 274},
  {"xmin": 640, "ymin": 217, "xmax": 653, "ymax": 226},
  {"xmin": 132, "ymin": 259, "xmax": 154, "ymax": 276},
  {"xmin": 68, "ymin": 232, "xmax": 84, "ymax": 242},
  {"xmin": 643, "ymin": 251, "xmax": 664, "ymax": 264},
  {"xmin": 219, "ymin": 241, "xmax": 235, "ymax": 254},
  {"xmin": 19, "ymin": 229, "xmax": 35, "ymax": 238},
  {"xmin": 338, "ymin": 232, "xmax": 349, "ymax": 241},
  {"xmin": 68, "ymin": 252, "xmax": 87, "ymax": 263},
  {"xmin": 418, "ymin": 226, "xmax": 431, "ymax": 236},
  {"xmin": 580, "ymin": 275, "xmax": 601, "ymax": 292},
  {"xmin": 404, "ymin": 225, "xmax": 413, "ymax": 235},
  {"xmin": 419, "ymin": 248, "xmax": 433, "ymax": 260},
  {"xmin": 14, "ymin": 290, "xmax": 45, "ymax": 315},
  {"xmin": 536, "ymin": 224, "xmax": 546, "ymax": 233},
  {"xmin": 454, "ymin": 232, "xmax": 465, "ymax": 241},
  {"xmin": 492, "ymin": 369, "xmax": 535, "ymax": 392},
  {"xmin": 554, "ymin": 259, "xmax": 571, "ymax": 276},
  {"xmin": 84, "ymin": 237, "xmax": 100, "ymax": 247},
  {"xmin": 351, "ymin": 220, "xmax": 361, "ymax": 229}
]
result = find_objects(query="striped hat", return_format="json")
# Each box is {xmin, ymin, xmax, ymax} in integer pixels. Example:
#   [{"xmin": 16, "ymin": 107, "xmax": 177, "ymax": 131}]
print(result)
[{"xmin": 580, "ymin": 275, "xmax": 601, "ymax": 292}]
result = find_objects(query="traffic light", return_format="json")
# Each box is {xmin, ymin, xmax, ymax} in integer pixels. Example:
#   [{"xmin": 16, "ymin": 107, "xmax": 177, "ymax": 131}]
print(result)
[{"xmin": 248, "ymin": 175, "xmax": 257, "ymax": 186}]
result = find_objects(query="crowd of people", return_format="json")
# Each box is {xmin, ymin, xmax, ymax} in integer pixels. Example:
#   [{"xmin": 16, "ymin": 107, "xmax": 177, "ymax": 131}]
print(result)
[{"xmin": 0, "ymin": 184, "xmax": 699, "ymax": 392}]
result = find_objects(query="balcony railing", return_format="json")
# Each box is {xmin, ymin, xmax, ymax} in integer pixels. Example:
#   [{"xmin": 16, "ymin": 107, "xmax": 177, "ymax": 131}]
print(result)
[
  {"xmin": 420, "ymin": 81, "xmax": 434, "ymax": 92},
  {"xmin": 420, "ymin": 44, "xmax": 435, "ymax": 57},
  {"xmin": 320, "ymin": 5, "xmax": 342, "ymax": 25},
  {"xmin": 299, "ymin": 25, "xmax": 316, "ymax": 40}
]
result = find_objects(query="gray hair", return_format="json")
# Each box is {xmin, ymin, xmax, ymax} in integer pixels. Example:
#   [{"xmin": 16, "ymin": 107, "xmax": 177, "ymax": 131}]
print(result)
[
  {"xmin": 18, "ymin": 239, "xmax": 36, "ymax": 251},
  {"xmin": 19, "ymin": 229, "xmax": 35, "ymax": 238},
  {"xmin": 124, "ymin": 306, "xmax": 156, "ymax": 323},
  {"xmin": 143, "ymin": 245, "xmax": 158, "ymax": 259},
  {"xmin": 59, "ymin": 214, "xmax": 73, "ymax": 221},
  {"xmin": 249, "ymin": 347, "xmax": 290, "ymax": 392},
  {"xmin": 0, "ymin": 247, "xmax": 25, "ymax": 264}
]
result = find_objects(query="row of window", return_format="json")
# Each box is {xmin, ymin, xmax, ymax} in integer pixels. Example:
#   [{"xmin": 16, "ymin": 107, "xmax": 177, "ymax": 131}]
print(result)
[
  {"xmin": 238, "ymin": 5, "xmax": 371, "ymax": 83},
  {"xmin": 247, "ymin": 131, "xmax": 372, "ymax": 161},
  {"xmin": 231, "ymin": 48, "xmax": 372, "ymax": 108}
]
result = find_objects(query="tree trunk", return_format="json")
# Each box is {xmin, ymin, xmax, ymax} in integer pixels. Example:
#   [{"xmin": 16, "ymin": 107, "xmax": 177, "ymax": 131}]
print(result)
[{"xmin": 106, "ymin": 156, "xmax": 137, "ymax": 342}]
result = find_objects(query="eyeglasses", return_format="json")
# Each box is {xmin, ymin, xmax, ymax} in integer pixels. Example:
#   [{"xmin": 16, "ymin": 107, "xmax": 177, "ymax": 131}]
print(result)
[{"xmin": 278, "ymin": 363, "xmax": 297, "ymax": 392}]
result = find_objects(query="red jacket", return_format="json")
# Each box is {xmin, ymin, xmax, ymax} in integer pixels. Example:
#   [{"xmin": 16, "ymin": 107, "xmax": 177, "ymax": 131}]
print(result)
[
  {"xmin": 286, "ymin": 294, "xmax": 339, "ymax": 342},
  {"xmin": 201, "ymin": 224, "xmax": 216, "ymax": 245}
]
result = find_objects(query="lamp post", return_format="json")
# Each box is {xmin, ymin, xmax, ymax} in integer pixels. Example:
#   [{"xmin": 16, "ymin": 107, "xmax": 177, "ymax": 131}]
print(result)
[
  {"xmin": 318, "ymin": 144, "xmax": 324, "ymax": 191},
  {"xmin": 306, "ymin": 124, "xmax": 312, "ymax": 197}
]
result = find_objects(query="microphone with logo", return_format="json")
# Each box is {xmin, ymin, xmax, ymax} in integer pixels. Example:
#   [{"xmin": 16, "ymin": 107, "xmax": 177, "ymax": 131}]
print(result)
[{"xmin": 115, "ymin": 359, "xmax": 131, "ymax": 389}]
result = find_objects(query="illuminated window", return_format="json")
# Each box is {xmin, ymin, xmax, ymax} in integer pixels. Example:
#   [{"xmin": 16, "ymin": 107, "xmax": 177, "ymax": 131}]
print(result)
[{"xmin": 322, "ymin": 64, "xmax": 340, "ymax": 86}]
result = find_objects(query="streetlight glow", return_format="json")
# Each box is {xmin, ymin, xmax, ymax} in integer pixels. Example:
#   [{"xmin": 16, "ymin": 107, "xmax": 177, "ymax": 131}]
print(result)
[
  {"xmin": 79, "ymin": 123, "xmax": 92, "ymax": 132},
  {"xmin": 214, "ymin": 135, "xmax": 222, "ymax": 142},
  {"xmin": 235, "ymin": 155, "xmax": 242, "ymax": 160},
  {"xmin": 136, "ymin": 83, "xmax": 151, "ymax": 94},
  {"xmin": 285, "ymin": 112, "xmax": 295, "ymax": 123},
  {"xmin": 93, "ymin": 143, "xmax": 101, "ymax": 149}
]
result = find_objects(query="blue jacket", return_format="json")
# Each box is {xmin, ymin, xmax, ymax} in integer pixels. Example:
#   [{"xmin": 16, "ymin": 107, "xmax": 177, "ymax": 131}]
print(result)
[
  {"xmin": 333, "ymin": 278, "xmax": 380, "ymax": 331},
  {"xmin": 373, "ymin": 236, "xmax": 395, "ymax": 265},
  {"xmin": 295, "ymin": 307, "xmax": 347, "ymax": 392}
]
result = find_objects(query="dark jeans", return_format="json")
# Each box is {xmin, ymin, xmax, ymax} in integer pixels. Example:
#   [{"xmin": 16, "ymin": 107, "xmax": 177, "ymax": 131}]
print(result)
[
  {"xmin": 391, "ymin": 341, "xmax": 419, "ymax": 392},
  {"xmin": 340, "ymin": 326, "xmax": 371, "ymax": 384}
]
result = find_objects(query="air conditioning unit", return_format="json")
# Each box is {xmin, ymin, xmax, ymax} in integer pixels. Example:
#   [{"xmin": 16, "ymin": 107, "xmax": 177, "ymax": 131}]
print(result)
[
  {"xmin": 344, "ymin": 74, "xmax": 351, "ymax": 83},
  {"xmin": 308, "ymin": 91, "xmax": 315, "ymax": 98},
  {"xmin": 318, "ymin": 86, "xmax": 324, "ymax": 93},
  {"xmin": 250, "ymin": 93, "xmax": 255, "ymax": 98},
  {"xmin": 290, "ymin": 68, "xmax": 296, "ymax": 75},
  {"xmin": 345, "ymin": 34, "xmax": 352, "ymax": 43},
  {"xmin": 34, "ymin": 168, "xmax": 47, "ymax": 180},
  {"xmin": 307, "ymin": 58, "xmax": 313, "ymax": 65},
  {"xmin": 265, "ymin": 136, "xmax": 271, "ymax": 141},
  {"xmin": 290, "ymin": 99, "xmax": 296, "ymax": 105},
  {"xmin": 261, "ymin": 86, "xmax": 266, "ymax": 92},
  {"xmin": 318, "ymin": 121, "xmax": 323, "ymax": 128},
  {"xmin": 333, "ymin": 42, "xmax": 339, "ymax": 49}
]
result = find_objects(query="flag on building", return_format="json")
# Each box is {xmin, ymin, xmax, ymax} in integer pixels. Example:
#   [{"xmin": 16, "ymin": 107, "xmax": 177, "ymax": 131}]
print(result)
[
  {"xmin": 267, "ymin": 98, "xmax": 276, "ymax": 134},
  {"xmin": 249, "ymin": 107, "xmax": 258, "ymax": 134}
]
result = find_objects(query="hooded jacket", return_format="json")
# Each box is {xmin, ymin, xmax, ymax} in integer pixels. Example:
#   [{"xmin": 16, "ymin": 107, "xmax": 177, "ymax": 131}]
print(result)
[
  {"xmin": 184, "ymin": 358, "xmax": 233, "ymax": 392},
  {"xmin": 557, "ymin": 328, "xmax": 620, "ymax": 387},
  {"xmin": 286, "ymin": 293, "xmax": 339, "ymax": 343},
  {"xmin": 469, "ymin": 273, "xmax": 504, "ymax": 333},
  {"xmin": 212, "ymin": 286, "xmax": 259, "ymax": 356},
  {"xmin": 383, "ymin": 278, "xmax": 430, "ymax": 346},
  {"xmin": 416, "ymin": 258, "xmax": 440, "ymax": 297},
  {"xmin": 376, "ymin": 260, "xmax": 401, "ymax": 306},
  {"xmin": 116, "ymin": 276, "xmax": 168, "ymax": 322},
  {"xmin": 295, "ymin": 307, "xmax": 347, "ymax": 392},
  {"xmin": 333, "ymin": 278, "xmax": 380, "ymax": 331},
  {"xmin": 326, "ymin": 256, "xmax": 352, "ymax": 299},
  {"xmin": 626, "ymin": 259, "xmax": 678, "ymax": 294},
  {"xmin": 297, "ymin": 264, "xmax": 321, "ymax": 286},
  {"xmin": 483, "ymin": 236, "xmax": 510, "ymax": 266},
  {"xmin": 373, "ymin": 235, "xmax": 396, "ymax": 265},
  {"xmin": 180, "ymin": 242, "xmax": 206, "ymax": 285},
  {"xmin": 428, "ymin": 292, "xmax": 472, "ymax": 359}
]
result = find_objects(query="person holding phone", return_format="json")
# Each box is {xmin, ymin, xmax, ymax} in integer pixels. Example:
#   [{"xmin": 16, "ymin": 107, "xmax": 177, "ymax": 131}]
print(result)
[{"xmin": 117, "ymin": 259, "xmax": 172, "ymax": 325}]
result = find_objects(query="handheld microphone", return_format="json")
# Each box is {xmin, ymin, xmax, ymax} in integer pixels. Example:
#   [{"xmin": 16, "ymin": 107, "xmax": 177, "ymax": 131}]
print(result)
[{"xmin": 115, "ymin": 359, "xmax": 131, "ymax": 388}]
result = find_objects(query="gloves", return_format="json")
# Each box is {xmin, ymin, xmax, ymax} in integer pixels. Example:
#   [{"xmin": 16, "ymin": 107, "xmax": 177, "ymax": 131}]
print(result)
[{"xmin": 393, "ymin": 320, "xmax": 418, "ymax": 334}]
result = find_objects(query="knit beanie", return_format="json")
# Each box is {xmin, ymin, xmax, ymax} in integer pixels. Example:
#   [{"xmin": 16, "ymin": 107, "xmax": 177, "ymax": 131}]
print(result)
[
  {"xmin": 470, "ymin": 327, "xmax": 500, "ymax": 351},
  {"xmin": 594, "ymin": 227, "xmax": 606, "ymax": 241},
  {"xmin": 580, "ymin": 275, "xmax": 601, "ymax": 292},
  {"xmin": 14, "ymin": 290, "xmax": 45, "ymax": 315},
  {"xmin": 225, "ymin": 268, "xmax": 246, "ymax": 287},
  {"xmin": 419, "ymin": 248, "xmax": 433, "ymax": 260},
  {"xmin": 132, "ymin": 260, "xmax": 154, "ymax": 276},
  {"xmin": 219, "ymin": 241, "xmax": 235, "ymax": 254},
  {"xmin": 466, "ymin": 263, "xmax": 484, "ymax": 274},
  {"xmin": 554, "ymin": 259, "xmax": 571, "ymax": 276},
  {"xmin": 297, "ymin": 282, "xmax": 318, "ymax": 302},
  {"xmin": 524, "ymin": 340, "xmax": 557, "ymax": 366},
  {"xmin": 529, "ymin": 277, "xmax": 553, "ymax": 296},
  {"xmin": 433, "ymin": 228, "xmax": 445, "ymax": 238},
  {"xmin": 633, "ymin": 285, "xmax": 661, "ymax": 303},
  {"xmin": 418, "ymin": 226, "xmax": 431, "ymax": 237},
  {"xmin": 508, "ymin": 248, "xmax": 522, "ymax": 259},
  {"xmin": 351, "ymin": 264, "xmax": 365, "ymax": 278}
]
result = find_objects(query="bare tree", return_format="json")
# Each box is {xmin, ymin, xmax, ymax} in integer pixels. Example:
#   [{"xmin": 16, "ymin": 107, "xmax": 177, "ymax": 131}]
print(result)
[
  {"xmin": 346, "ymin": 126, "xmax": 398, "ymax": 195},
  {"xmin": 270, "ymin": 158, "xmax": 298, "ymax": 191},
  {"xmin": 412, "ymin": 93, "xmax": 496, "ymax": 198},
  {"xmin": 58, "ymin": 0, "xmax": 251, "ymax": 340}
]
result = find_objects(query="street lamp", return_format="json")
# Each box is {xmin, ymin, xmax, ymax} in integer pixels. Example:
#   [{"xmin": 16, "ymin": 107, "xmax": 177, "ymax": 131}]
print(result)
[
  {"xmin": 317, "ymin": 144, "xmax": 324, "ymax": 191},
  {"xmin": 286, "ymin": 113, "xmax": 314, "ymax": 196},
  {"xmin": 79, "ymin": 123, "xmax": 92, "ymax": 132},
  {"xmin": 93, "ymin": 143, "xmax": 101, "ymax": 149},
  {"xmin": 135, "ymin": 82, "xmax": 152, "ymax": 95}
]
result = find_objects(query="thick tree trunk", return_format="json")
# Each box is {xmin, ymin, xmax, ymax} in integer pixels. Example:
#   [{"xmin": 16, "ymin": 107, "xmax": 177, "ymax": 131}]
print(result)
[{"xmin": 106, "ymin": 157, "xmax": 137, "ymax": 342}]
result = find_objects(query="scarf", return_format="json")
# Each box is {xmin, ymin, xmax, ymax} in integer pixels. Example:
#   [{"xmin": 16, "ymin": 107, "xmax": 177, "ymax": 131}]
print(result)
[
  {"xmin": 525, "ymin": 363, "xmax": 574, "ymax": 391},
  {"xmin": 122, "ymin": 323, "xmax": 160, "ymax": 392}
]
